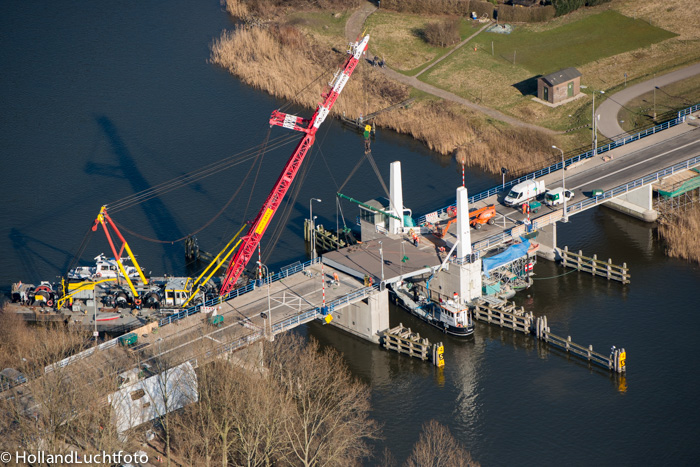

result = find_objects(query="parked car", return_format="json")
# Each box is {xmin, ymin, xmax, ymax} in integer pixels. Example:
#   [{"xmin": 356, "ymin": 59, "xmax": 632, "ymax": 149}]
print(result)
[{"xmin": 544, "ymin": 187, "xmax": 575, "ymax": 206}]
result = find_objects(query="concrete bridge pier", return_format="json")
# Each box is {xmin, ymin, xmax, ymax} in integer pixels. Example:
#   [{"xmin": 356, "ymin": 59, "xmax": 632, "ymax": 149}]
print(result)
[
  {"xmin": 426, "ymin": 260, "xmax": 482, "ymax": 304},
  {"xmin": 329, "ymin": 288, "xmax": 389, "ymax": 344},
  {"xmin": 536, "ymin": 223, "xmax": 560, "ymax": 262},
  {"xmin": 604, "ymin": 185, "xmax": 658, "ymax": 222}
]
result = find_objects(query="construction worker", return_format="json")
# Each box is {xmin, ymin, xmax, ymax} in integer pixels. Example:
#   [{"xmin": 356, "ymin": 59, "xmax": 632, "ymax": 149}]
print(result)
[{"xmin": 333, "ymin": 272, "xmax": 339, "ymax": 286}]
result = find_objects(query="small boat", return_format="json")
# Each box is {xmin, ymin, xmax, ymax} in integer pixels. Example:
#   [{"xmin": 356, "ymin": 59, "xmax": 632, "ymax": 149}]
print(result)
[
  {"xmin": 391, "ymin": 282, "xmax": 474, "ymax": 337},
  {"xmin": 68, "ymin": 254, "xmax": 142, "ymax": 280}
]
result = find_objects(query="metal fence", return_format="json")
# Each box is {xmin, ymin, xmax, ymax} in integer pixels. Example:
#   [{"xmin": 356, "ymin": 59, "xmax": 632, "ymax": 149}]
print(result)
[
  {"xmin": 471, "ymin": 153, "xmax": 700, "ymax": 253},
  {"xmin": 270, "ymin": 285, "xmax": 378, "ymax": 335},
  {"xmin": 416, "ymin": 103, "xmax": 700, "ymax": 225},
  {"xmin": 564, "ymin": 154, "xmax": 700, "ymax": 217},
  {"xmin": 158, "ymin": 257, "xmax": 321, "ymax": 327}
]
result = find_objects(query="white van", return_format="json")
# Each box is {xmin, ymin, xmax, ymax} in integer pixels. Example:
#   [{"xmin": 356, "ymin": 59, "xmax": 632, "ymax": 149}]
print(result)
[
  {"xmin": 503, "ymin": 180, "xmax": 545, "ymax": 207},
  {"xmin": 544, "ymin": 187, "xmax": 574, "ymax": 206}
]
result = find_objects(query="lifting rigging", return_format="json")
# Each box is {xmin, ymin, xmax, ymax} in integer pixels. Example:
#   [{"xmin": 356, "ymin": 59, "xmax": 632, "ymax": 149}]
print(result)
[
  {"xmin": 28, "ymin": 36, "xmax": 369, "ymax": 312},
  {"xmin": 219, "ymin": 34, "xmax": 370, "ymax": 296}
]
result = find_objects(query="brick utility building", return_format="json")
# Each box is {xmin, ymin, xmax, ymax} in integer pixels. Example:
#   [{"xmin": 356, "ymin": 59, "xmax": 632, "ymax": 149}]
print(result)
[{"xmin": 538, "ymin": 67, "xmax": 581, "ymax": 104}]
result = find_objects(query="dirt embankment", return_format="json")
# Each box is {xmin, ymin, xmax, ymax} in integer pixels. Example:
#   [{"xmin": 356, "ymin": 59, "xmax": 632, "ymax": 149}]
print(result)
[
  {"xmin": 212, "ymin": 1, "xmax": 557, "ymax": 176},
  {"xmin": 658, "ymin": 206, "xmax": 700, "ymax": 264}
]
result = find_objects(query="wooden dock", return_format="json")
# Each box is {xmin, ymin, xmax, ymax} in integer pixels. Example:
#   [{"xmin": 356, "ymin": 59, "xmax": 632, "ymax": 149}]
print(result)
[
  {"xmin": 535, "ymin": 316, "xmax": 627, "ymax": 373},
  {"xmin": 472, "ymin": 299, "xmax": 534, "ymax": 334},
  {"xmin": 560, "ymin": 246, "xmax": 630, "ymax": 284},
  {"xmin": 472, "ymin": 299, "xmax": 627, "ymax": 373},
  {"xmin": 381, "ymin": 324, "xmax": 444, "ymax": 367}
]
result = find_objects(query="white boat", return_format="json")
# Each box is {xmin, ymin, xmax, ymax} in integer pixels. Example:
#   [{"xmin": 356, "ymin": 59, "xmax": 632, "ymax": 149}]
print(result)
[
  {"xmin": 391, "ymin": 282, "xmax": 474, "ymax": 337},
  {"xmin": 68, "ymin": 254, "xmax": 142, "ymax": 280}
]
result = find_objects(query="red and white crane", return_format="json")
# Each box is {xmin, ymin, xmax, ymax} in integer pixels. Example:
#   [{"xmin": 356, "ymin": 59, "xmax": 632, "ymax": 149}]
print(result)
[{"xmin": 219, "ymin": 34, "xmax": 370, "ymax": 295}]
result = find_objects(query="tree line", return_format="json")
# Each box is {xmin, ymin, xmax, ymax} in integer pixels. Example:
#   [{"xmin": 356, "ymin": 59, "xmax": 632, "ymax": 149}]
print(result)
[{"xmin": 0, "ymin": 313, "xmax": 479, "ymax": 465}]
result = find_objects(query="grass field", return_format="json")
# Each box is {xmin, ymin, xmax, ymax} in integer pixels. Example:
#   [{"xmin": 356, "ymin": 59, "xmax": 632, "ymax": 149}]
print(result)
[
  {"xmin": 416, "ymin": 9, "xmax": 678, "ymax": 140},
  {"xmin": 617, "ymin": 75, "xmax": 700, "ymax": 132},
  {"xmin": 364, "ymin": 11, "xmax": 480, "ymax": 74},
  {"xmin": 478, "ymin": 10, "xmax": 676, "ymax": 75}
]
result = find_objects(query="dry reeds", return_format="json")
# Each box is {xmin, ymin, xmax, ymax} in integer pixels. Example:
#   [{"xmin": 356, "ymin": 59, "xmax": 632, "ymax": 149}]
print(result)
[
  {"xmin": 211, "ymin": 25, "xmax": 556, "ymax": 175},
  {"xmin": 658, "ymin": 205, "xmax": 700, "ymax": 264}
]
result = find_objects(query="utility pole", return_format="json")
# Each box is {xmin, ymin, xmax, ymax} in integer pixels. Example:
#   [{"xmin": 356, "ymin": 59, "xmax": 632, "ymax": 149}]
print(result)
[{"xmin": 653, "ymin": 75, "xmax": 657, "ymax": 121}]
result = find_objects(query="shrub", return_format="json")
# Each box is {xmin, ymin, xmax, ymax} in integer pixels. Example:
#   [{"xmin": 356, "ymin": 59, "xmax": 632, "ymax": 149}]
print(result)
[
  {"xmin": 550, "ymin": 0, "xmax": 611, "ymax": 17},
  {"xmin": 424, "ymin": 18, "xmax": 461, "ymax": 47},
  {"xmin": 499, "ymin": 4, "xmax": 556, "ymax": 22}
]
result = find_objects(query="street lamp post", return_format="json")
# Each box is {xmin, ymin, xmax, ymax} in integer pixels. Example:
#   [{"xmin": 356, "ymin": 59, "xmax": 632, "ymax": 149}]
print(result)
[
  {"xmin": 309, "ymin": 198, "xmax": 321, "ymax": 259},
  {"xmin": 552, "ymin": 145, "xmax": 567, "ymax": 223},
  {"xmin": 256, "ymin": 261, "xmax": 272, "ymax": 340},
  {"xmin": 592, "ymin": 90, "xmax": 604, "ymax": 157},
  {"xmin": 378, "ymin": 241, "xmax": 384, "ymax": 283}
]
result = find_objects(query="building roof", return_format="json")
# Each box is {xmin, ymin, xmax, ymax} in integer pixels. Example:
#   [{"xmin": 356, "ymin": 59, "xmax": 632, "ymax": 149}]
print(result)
[
  {"xmin": 362, "ymin": 197, "xmax": 390, "ymax": 211},
  {"xmin": 540, "ymin": 67, "xmax": 581, "ymax": 87}
]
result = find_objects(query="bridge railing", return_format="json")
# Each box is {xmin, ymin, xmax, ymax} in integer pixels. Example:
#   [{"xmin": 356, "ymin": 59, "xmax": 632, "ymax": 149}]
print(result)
[
  {"xmin": 158, "ymin": 257, "xmax": 321, "ymax": 327},
  {"xmin": 467, "ymin": 153, "xmax": 700, "ymax": 252},
  {"xmin": 565, "ymin": 154, "xmax": 700, "ymax": 217},
  {"xmin": 416, "ymin": 103, "xmax": 699, "ymax": 225},
  {"xmin": 270, "ymin": 285, "xmax": 378, "ymax": 335}
]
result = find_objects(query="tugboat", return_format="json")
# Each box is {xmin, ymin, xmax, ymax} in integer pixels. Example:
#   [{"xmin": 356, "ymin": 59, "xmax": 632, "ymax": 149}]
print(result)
[{"xmin": 390, "ymin": 282, "xmax": 474, "ymax": 337}]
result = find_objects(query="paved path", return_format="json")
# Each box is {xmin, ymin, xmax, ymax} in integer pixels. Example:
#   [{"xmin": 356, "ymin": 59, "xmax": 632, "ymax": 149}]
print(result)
[
  {"xmin": 596, "ymin": 62, "xmax": 700, "ymax": 139},
  {"xmin": 345, "ymin": 2, "xmax": 557, "ymax": 134}
]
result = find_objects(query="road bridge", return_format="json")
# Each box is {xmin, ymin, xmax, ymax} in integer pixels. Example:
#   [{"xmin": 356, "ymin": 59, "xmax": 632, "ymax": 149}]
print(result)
[{"xmin": 417, "ymin": 107, "xmax": 700, "ymax": 257}]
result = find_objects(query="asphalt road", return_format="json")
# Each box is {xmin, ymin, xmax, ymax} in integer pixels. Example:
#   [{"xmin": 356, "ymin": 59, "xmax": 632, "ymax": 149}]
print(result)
[
  {"xmin": 437, "ymin": 124, "xmax": 700, "ymax": 248},
  {"xmin": 596, "ymin": 62, "xmax": 700, "ymax": 139}
]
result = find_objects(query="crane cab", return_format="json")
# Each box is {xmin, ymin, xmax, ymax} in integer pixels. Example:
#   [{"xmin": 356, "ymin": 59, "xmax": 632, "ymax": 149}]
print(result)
[{"xmin": 163, "ymin": 277, "xmax": 194, "ymax": 307}]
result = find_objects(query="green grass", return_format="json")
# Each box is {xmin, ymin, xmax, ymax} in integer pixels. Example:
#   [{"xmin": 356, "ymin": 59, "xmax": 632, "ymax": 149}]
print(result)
[
  {"xmin": 484, "ymin": 10, "xmax": 677, "ymax": 75},
  {"xmin": 618, "ymin": 75, "xmax": 700, "ymax": 132},
  {"xmin": 415, "ymin": 10, "xmax": 677, "ymax": 132},
  {"xmin": 364, "ymin": 11, "xmax": 480, "ymax": 73}
]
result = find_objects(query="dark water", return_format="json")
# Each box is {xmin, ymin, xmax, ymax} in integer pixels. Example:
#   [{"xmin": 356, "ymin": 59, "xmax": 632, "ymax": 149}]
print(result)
[{"xmin": 2, "ymin": 2, "xmax": 699, "ymax": 465}]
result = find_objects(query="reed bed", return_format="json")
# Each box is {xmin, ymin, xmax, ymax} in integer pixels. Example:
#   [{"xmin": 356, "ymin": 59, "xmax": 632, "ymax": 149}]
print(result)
[
  {"xmin": 211, "ymin": 23, "xmax": 556, "ymax": 175},
  {"xmin": 658, "ymin": 205, "xmax": 700, "ymax": 264}
]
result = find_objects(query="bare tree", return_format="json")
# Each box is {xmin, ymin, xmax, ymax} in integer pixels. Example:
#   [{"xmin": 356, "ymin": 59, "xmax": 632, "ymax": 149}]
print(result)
[
  {"xmin": 0, "ymin": 322, "xmax": 132, "ymax": 458},
  {"xmin": 266, "ymin": 335, "xmax": 379, "ymax": 466},
  {"xmin": 405, "ymin": 420, "xmax": 479, "ymax": 467}
]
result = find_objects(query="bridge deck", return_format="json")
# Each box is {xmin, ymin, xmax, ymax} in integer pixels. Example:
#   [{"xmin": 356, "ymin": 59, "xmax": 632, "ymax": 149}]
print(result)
[{"xmin": 430, "ymin": 121, "xmax": 700, "ymax": 253}]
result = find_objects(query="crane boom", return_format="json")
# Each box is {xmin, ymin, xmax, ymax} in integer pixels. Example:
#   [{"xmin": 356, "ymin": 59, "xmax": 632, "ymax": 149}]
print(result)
[{"xmin": 219, "ymin": 35, "xmax": 370, "ymax": 295}]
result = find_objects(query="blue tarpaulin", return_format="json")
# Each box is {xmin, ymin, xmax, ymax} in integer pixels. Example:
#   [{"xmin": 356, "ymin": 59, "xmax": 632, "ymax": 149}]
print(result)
[{"xmin": 482, "ymin": 239, "xmax": 530, "ymax": 278}]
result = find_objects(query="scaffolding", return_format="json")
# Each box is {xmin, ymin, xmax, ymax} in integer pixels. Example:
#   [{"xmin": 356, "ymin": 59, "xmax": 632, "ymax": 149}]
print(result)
[{"xmin": 654, "ymin": 170, "xmax": 700, "ymax": 218}]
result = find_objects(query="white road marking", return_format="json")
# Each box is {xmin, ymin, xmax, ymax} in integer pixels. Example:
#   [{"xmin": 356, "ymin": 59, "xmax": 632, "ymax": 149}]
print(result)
[{"xmin": 571, "ymin": 139, "xmax": 700, "ymax": 190}]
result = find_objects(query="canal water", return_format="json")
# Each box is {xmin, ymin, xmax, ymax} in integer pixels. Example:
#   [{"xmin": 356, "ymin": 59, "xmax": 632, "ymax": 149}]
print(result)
[{"xmin": 1, "ymin": 2, "xmax": 698, "ymax": 465}]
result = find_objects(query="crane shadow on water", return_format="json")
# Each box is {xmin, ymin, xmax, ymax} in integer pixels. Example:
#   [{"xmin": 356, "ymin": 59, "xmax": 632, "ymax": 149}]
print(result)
[{"xmin": 85, "ymin": 115, "xmax": 188, "ymax": 272}]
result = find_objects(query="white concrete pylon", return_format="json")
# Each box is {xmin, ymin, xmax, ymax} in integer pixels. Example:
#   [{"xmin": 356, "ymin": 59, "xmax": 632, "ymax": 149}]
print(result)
[
  {"xmin": 389, "ymin": 161, "xmax": 404, "ymax": 234},
  {"xmin": 456, "ymin": 186, "xmax": 472, "ymax": 258}
]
